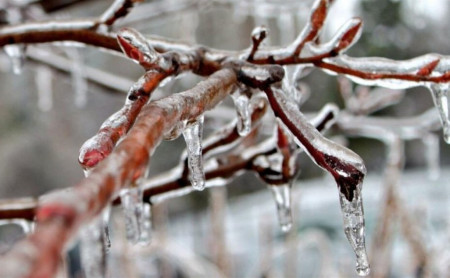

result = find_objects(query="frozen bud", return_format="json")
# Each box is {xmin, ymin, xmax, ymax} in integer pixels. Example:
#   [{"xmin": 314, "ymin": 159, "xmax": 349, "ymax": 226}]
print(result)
[
  {"xmin": 117, "ymin": 28, "xmax": 158, "ymax": 69},
  {"xmin": 333, "ymin": 18, "xmax": 363, "ymax": 54},
  {"xmin": 310, "ymin": 0, "xmax": 329, "ymax": 32},
  {"xmin": 417, "ymin": 59, "xmax": 440, "ymax": 76},
  {"xmin": 251, "ymin": 26, "xmax": 268, "ymax": 43}
]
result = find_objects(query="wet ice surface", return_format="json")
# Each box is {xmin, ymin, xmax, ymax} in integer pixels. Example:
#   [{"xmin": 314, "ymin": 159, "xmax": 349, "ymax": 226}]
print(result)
[
  {"xmin": 119, "ymin": 187, "xmax": 151, "ymax": 245},
  {"xmin": 300, "ymin": 18, "xmax": 362, "ymax": 57},
  {"xmin": 80, "ymin": 216, "xmax": 108, "ymax": 278},
  {"xmin": 269, "ymin": 183, "xmax": 293, "ymax": 233},
  {"xmin": 164, "ymin": 120, "xmax": 186, "ymax": 141},
  {"xmin": 338, "ymin": 185, "xmax": 370, "ymax": 276},
  {"xmin": 182, "ymin": 116, "xmax": 206, "ymax": 191},
  {"xmin": 230, "ymin": 88, "xmax": 252, "ymax": 136}
]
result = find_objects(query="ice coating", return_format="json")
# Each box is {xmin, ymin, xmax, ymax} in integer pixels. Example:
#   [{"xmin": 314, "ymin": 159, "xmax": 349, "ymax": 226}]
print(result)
[
  {"xmin": 428, "ymin": 83, "xmax": 450, "ymax": 143},
  {"xmin": 231, "ymin": 88, "xmax": 251, "ymax": 136},
  {"xmin": 246, "ymin": 25, "xmax": 268, "ymax": 61},
  {"xmin": 182, "ymin": 115, "xmax": 206, "ymax": 191},
  {"xmin": 290, "ymin": 0, "xmax": 329, "ymax": 55},
  {"xmin": 251, "ymin": 26, "xmax": 267, "ymax": 42},
  {"xmin": 338, "ymin": 184, "xmax": 370, "ymax": 276},
  {"xmin": 80, "ymin": 216, "xmax": 108, "ymax": 278},
  {"xmin": 102, "ymin": 206, "xmax": 112, "ymax": 252},
  {"xmin": 163, "ymin": 118, "xmax": 186, "ymax": 141},
  {"xmin": 325, "ymin": 54, "xmax": 450, "ymax": 89},
  {"xmin": 119, "ymin": 186, "xmax": 151, "ymax": 245},
  {"xmin": 4, "ymin": 44, "xmax": 26, "ymax": 74},
  {"xmin": 268, "ymin": 86, "xmax": 366, "ymax": 172},
  {"xmin": 269, "ymin": 183, "xmax": 293, "ymax": 232},
  {"xmin": 117, "ymin": 27, "xmax": 160, "ymax": 70},
  {"xmin": 300, "ymin": 18, "xmax": 362, "ymax": 57},
  {"xmin": 265, "ymin": 86, "xmax": 369, "ymax": 274},
  {"xmin": 289, "ymin": 66, "xmax": 312, "ymax": 106}
]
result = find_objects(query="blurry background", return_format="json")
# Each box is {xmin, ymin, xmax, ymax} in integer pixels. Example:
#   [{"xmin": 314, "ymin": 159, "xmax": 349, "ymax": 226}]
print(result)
[{"xmin": 0, "ymin": 0, "xmax": 449, "ymax": 277}]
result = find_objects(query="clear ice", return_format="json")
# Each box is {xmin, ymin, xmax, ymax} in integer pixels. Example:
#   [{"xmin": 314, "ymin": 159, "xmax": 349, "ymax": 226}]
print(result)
[
  {"xmin": 102, "ymin": 206, "xmax": 112, "ymax": 252},
  {"xmin": 182, "ymin": 115, "xmax": 206, "ymax": 191},
  {"xmin": 164, "ymin": 120, "xmax": 186, "ymax": 141},
  {"xmin": 4, "ymin": 44, "xmax": 26, "ymax": 75},
  {"xmin": 269, "ymin": 183, "xmax": 293, "ymax": 232},
  {"xmin": 231, "ymin": 88, "xmax": 252, "ymax": 136},
  {"xmin": 338, "ymin": 184, "xmax": 370, "ymax": 276},
  {"xmin": 120, "ymin": 186, "xmax": 151, "ymax": 245},
  {"xmin": 428, "ymin": 83, "xmax": 450, "ymax": 144},
  {"xmin": 268, "ymin": 86, "xmax": 370, "ymax": 275},
  {"xmin": 80, "ymin": 216, "xmax": 108, "ymax": 278}
]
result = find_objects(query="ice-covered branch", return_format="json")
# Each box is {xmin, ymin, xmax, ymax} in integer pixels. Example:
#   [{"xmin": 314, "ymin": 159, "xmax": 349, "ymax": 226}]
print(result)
[
  {"xmin": 0, "ymin": 197, "xmax": 37, "ymax": 221},
  {"xmin": 99, "ymin": 0, "xmax": 143, "ymax": 27},
  {"xmin": 0, "ymin": 101, "xmax": 339, "ymax": 220},
  {"xmin": 264, "ymin": 84, "xmax": 370, "ymax": 275},
  {"xmin": 0, "ymin": 0, "xmax": 448, "ymax": 277},
  {"xmin": 79, "ymin": 28, "xmax": 200, "ymax": 171},
  {"xmin": 0, "ymin": 68, "xmax": 238, "ymax": 278},
  {"xmin": 2, "ymin": 0, "xmax": 449, "ymax": 87}
]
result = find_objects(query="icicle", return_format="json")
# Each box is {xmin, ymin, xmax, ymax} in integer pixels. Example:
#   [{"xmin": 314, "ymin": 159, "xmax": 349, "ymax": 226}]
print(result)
[
  {"xmin": 83, "ymin": 169, "xmax": 92, "ymax": 178},
  {"xmin": 337, "ymin": 182, "xmax": 370, "ymax": 276},
  {"xmin": 230, "ymin": 88, "xmax": 251, "ymax": 136},
  {"xmin": 120, "ymin": 186, "xmax": 151, "ymax": 245},
  {"xmin": 269, "ymin": 183, "xmax": 293, "ymax": 232},
  {"xmin": 80, "ymin": 216, "xmax": 108, "ymax": 278},
  {"xmin": 422, "ymin": 133, "xmax": 440, "ymax": 180},
  {"xmin": 102, "ymin": 205, "xmax": 112, "ymax": 253},
  {"xmin": 428, "ymin": 83, "xmax": 450, "ymax": 144},
  {"xmin": 182, "ymin": 115, "xmax": 206, "ymax": 191},
  {"xmin": 35, "ymin": 66, "xmax": 53, "ymax": 112},
  {"xmin": 4, "ymin": 44, "xmax": 26, "ymax": 75}
]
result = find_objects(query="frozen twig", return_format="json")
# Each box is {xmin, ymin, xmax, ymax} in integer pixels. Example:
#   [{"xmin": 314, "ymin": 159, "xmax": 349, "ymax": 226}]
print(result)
[
  {"xmin": 79, "ymin": 27, "xmax": 200, "ymax": 171},
  {"xmin": 1, "ymin": 1, "xmax": 449, "ymax": 85},
  {"xmin": 264, "ymin": 85, "xmax": 366, "ymax": 201},
  {"xmin": 99, "ymin": 0, "xmax": 143, "ymax": 27},
  {"xmin": 0, "ymin": 68, "xmax": 238, "ymax": 278}
]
